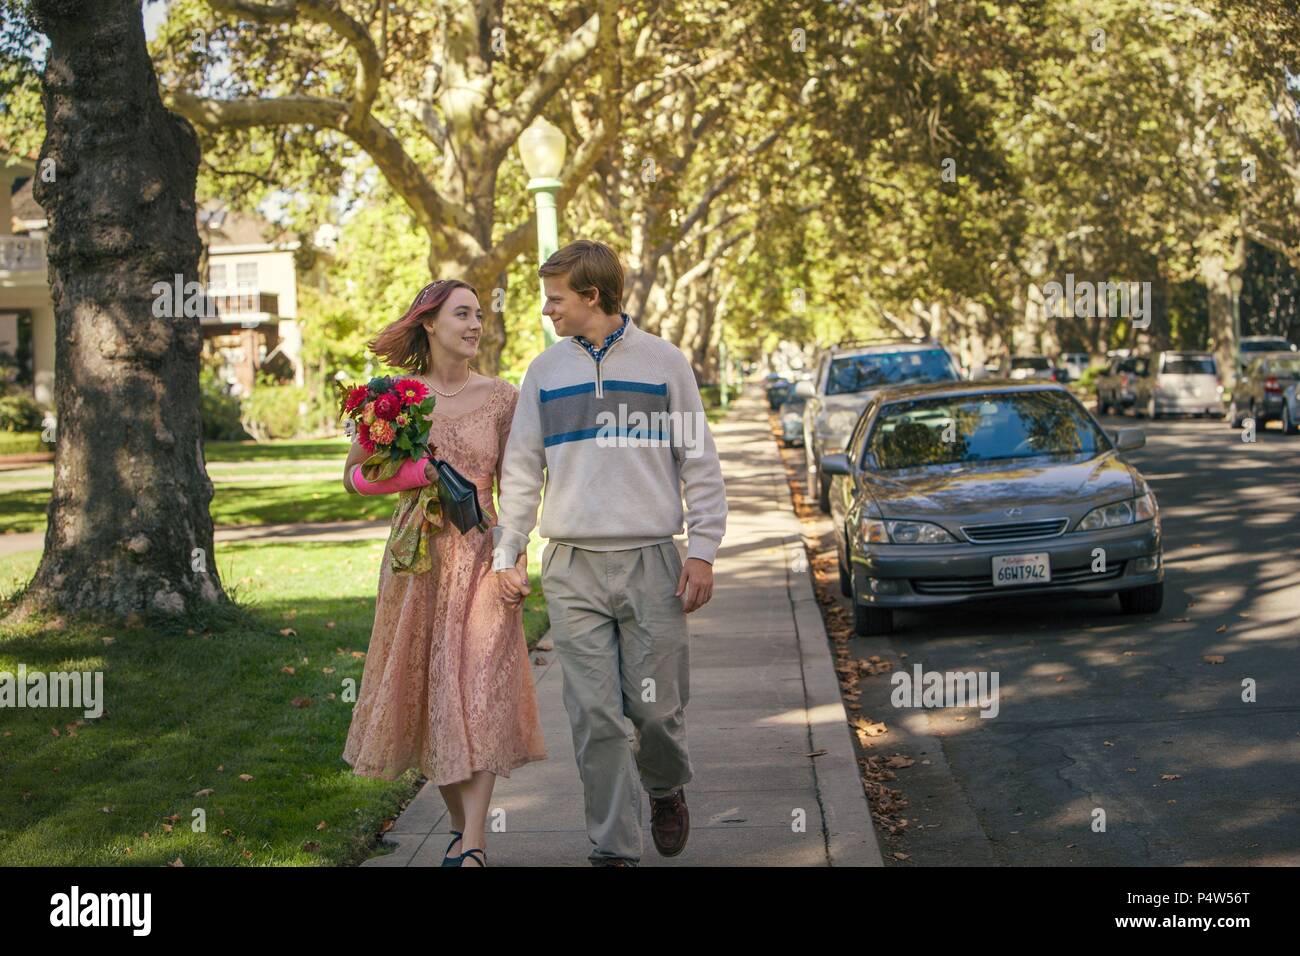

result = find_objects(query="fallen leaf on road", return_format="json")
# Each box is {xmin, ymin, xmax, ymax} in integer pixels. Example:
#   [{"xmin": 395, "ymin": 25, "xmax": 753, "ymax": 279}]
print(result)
[
  {"xmin": 1160, "ymin": 774, "xmax": 1181, "ymax": 781},
  {"xmin": 885, "ymin": 755, "xmax": 915, "ymax": 769},
  {"xmin": 1215, "ymin": 625, "xmax": 1228, "ymax": 633},
  {"xmin": 804, "ymin": 750, "xmax": 828, "ymax": 758},
  {"xmin": 1203, "ymin": 655, "xmax": 1225, "ymax": 664}
]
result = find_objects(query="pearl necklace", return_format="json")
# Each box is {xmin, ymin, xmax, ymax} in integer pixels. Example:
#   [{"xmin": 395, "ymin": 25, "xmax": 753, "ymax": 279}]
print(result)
[{"xmin": 424, "ymin": 371, "xmax": 473, "ymax": 398}]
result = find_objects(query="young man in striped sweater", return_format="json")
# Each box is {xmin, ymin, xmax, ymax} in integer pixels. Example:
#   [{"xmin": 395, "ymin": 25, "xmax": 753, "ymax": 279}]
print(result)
[{"xmin": 493, "ymin": 239, "xmax": 728, "ymax": 866}]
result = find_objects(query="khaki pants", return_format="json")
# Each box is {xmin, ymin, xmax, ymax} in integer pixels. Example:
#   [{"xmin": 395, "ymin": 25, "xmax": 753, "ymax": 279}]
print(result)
[{"xmin": 541, "ymin": 540, "xmax": 693, "ymax": 864}]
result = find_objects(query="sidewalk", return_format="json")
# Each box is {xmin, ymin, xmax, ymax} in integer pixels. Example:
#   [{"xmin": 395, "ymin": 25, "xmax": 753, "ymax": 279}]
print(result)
[{"xmin": 364, "ymin": 383, "xmax": 882, "ymax": 867}]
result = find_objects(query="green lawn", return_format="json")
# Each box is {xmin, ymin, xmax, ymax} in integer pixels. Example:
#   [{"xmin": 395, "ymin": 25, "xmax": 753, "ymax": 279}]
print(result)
[
  {"xmin": 1, "ymin": 399, "xmax": 732, "ymax": 534},
  {"xmin": 0, "ymin": 535, "xmax": 549, "ymax": 867}
]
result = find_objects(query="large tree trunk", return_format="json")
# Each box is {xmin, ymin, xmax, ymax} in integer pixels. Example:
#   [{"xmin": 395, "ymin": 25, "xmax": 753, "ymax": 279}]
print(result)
[
  {"xmin": 12, "ymin": 0, "xmax": 227, "ymax": 621},
  {"xmin": 1200, "ymin": 234, "xmax": 1246, "ymax": 387}
]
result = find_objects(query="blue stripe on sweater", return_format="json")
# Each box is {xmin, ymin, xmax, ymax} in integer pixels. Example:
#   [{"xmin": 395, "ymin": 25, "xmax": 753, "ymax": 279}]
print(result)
[
  {"xmin": 543, "ymin": 426, "xmax": 670, "ymax": 448},
  {"xmin": 540, "ymin": 382, "xmax": 595, "ymax": 403},
  {"xmin": 539, "ymin": 379, "xmax": 667, "ymax": 403}
]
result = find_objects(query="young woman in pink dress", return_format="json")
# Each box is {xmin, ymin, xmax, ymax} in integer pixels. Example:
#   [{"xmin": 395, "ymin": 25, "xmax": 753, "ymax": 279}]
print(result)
[{"xmin": 340, "ymin": 279, "xmax": 546, "ymax": 867}]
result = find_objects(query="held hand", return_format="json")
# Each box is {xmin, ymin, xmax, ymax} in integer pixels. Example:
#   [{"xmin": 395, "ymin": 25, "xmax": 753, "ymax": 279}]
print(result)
[
  {"xmin": 675, "ymin": 557, "xmax": 714, "ymax": 614},
  {"xmin": 497, "ymin": 554, "xmax": 531, "ymax": 608}
]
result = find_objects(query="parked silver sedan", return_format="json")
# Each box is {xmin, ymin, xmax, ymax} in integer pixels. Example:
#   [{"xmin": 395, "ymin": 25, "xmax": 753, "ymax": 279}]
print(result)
[{"xmin": 822, "ymin": 381, "xmax": 1163, "ymax": 635}]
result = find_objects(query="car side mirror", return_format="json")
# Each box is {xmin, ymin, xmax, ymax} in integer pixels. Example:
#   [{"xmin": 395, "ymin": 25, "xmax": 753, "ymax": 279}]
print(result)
[
  {"xmin": 1109, "ymin": 427, "xmax": 1145, "ymax": 451},
  {"xmin": 820, "ymin": 453, "xmax": 851, "ymax": 476},
  {"xmin": 794, "ymin": 380, "xmax": 815, "ymax": 399}
]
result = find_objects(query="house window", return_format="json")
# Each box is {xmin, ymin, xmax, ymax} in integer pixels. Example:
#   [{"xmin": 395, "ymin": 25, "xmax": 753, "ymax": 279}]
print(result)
[
  {"xmin": 236, "ymin": 262, "xmax": 258, "ymax": 290},
  {"xmin": 208, "ymin": 263, "xmax": 227, "ymax": 289}
]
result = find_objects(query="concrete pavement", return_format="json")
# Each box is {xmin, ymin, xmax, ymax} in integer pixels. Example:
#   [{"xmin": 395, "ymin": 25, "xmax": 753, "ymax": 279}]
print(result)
[{"xmin": 363, "ymin": 383, "xmax": 881, "ymax": 867}]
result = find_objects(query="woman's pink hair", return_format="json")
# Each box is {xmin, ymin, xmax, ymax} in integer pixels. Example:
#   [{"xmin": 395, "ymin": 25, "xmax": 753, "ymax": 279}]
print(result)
[{"xmin": 367, "ymin": 278, "xmax": 479, "ymax": 374}]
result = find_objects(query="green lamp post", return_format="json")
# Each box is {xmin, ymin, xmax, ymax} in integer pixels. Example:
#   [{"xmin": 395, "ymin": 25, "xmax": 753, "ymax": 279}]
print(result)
[{"xmin": 517, "ymin": 116, "xmax": 567, "ymax": 347}]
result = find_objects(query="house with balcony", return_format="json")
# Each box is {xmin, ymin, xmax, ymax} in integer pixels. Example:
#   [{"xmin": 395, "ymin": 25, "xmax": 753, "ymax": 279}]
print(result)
[
  {"xmin": 2, "ymin": 146, "xmax": 329, "ymax": 408},
  {"xmin": 0, "ymin": 148, "xmax": 54, "ymax": 406}
]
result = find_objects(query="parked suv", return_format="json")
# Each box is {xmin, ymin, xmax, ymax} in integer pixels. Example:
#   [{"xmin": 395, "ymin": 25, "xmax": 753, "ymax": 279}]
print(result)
[{"xmin": 800, "ymin": 338, "xmax": 961, "ymax": 513}]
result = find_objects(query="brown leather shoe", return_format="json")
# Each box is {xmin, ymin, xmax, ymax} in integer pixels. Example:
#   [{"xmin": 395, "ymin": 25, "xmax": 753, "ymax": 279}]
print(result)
[{"xmin": 649, "ymin": 787, "xmax": 689, "ymax": 857}]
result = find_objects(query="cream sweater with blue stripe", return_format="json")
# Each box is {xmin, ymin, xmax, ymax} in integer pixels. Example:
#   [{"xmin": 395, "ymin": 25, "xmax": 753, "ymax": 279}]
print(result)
[{"xmin": 493, "ymin": 318, "xmax": 727, "ymax": 565}]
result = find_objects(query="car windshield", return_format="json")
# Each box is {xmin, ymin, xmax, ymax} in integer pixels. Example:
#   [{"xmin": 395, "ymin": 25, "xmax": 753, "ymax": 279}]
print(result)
[
  {"xmin": 1161, "ymin": 357, "xmax": 1216, "ymax": 375},
  {"xmin": 1011, "ymin": 357, "xmax": 1051, "ymax": 370},
  {"xmin": 866, "ymin": 391, "xmax": 1107, "ymax": 470},
  {"xmin": 826, "ymin": 349, "xmax": 958, "ymax": 396},
  {"xmin": 1241, "ymin": 340, "xmax": 1292, "ymax": 352}
]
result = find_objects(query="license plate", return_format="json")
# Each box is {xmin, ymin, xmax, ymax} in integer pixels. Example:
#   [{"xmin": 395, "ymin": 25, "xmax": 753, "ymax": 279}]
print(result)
[{"xmin": 992, "ymin": 552, "xmax": 1051, "ymax": 587}]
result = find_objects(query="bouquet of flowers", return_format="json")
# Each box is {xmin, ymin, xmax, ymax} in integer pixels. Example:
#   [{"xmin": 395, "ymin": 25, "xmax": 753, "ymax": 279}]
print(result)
[{"xmin": 336, "ymin": 375, "xmax": 443, "ymax": 574}]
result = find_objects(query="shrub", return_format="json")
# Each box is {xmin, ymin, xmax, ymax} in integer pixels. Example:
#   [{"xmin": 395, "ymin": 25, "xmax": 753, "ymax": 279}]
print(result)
[
  {"xmin": 200, "ymin": 367, "xmax": 250, "ymax": 441},
  {"xmin": 1076, "ymin": 365, "xmax": 1108, "ymax": 392},
  {"xmin": 0, "ymin": 393, "xmax": 46, "ymax": 432},
  {"xmin": 241, "ymin": 377, "xmax": 310, "ymax": 441}
]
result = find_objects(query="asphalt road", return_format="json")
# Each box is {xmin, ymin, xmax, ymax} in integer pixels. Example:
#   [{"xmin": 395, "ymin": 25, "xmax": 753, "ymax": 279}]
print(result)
[{"xmin": 792, "ymin": 409, "xmax": 1300, "ymax": 865}]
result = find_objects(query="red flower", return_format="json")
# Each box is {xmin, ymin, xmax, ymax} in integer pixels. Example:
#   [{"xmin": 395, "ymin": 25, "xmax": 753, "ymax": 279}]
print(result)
[
  {"xmin": 343, "ymin": 385, "xmax": 370, "ymax": 413},
  {"xmin": 394, "ymin": 377, "xmax": 430, "ymax": 407},
  {"xmin": 357, "ymin": 421, "xmax": 375, "ymax": 453},
  {"xmin": 373, "ymin": 392, "xmax": 402, "ymax": 421}
]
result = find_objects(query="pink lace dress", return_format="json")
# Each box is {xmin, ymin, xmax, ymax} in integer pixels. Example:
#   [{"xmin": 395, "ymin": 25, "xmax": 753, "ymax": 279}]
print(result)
[{"xmin": 342, "ymin": 377, "xmax": 547, "ymax": 785}]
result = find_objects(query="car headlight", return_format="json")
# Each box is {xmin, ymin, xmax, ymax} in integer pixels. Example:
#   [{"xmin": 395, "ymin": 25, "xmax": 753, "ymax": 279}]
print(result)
[
  {"xmin": 1076, "ymin": 492, "xmax": 1157, "ymax": 530},
  {"xmin": 886, "ymin": 520, "xmax": 956, "ymax": 544},
  {"xmin": 858, "ymin": 517, "xmax": 954, "ymax": 544}
]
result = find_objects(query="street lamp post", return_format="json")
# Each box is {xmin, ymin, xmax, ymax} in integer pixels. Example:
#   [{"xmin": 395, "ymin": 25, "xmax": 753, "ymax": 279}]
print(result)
[{"xmin": 517, "ymin": 116, "xmax": 567, "ymax": 347}]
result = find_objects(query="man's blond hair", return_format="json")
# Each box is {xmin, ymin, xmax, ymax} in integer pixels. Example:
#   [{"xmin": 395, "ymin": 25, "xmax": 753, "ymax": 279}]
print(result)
[{"xmin": 539, "ymin": 239, "xmax": 624, "ymax": 315}]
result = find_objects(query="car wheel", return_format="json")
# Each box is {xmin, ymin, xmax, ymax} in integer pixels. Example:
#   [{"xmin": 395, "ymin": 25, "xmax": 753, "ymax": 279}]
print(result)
[
  {"xmin": 1250, "ymin": 400, "xmax": 1263, "ymax": 427},
  {"xmin": 839, "ymin": 551, "xmax": 852, "ymax": 598},
  {"xmin": 1096, "ymin": 391, "xmax": 1108, "ymax": 415},
  {"xmin": 1147, "ymin": 395, "xmax": 1160, "ymax": 420},
  {"xmin": 817, "ymin": 472, "xmax": 832, "ymax": 514},
  {"xmin": 1118, "ymin": 581, "xmax": 1164, "ymax": 615},
  {"xmin": 1284, "ymin": 403, "xmax": 1299, "ymax": 435}
]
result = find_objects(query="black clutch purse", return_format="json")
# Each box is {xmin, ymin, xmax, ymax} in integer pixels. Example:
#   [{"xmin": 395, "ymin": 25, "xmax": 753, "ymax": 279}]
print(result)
[{"xmin": 432, "ymin": 458, "xmax": 489, "ymax": 535}]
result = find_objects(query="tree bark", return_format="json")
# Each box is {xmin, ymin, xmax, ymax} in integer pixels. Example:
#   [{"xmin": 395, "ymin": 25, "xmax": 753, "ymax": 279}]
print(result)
[{"xmin": 11, "ymin": 0, "xmax": 228, "ymax": 621}]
